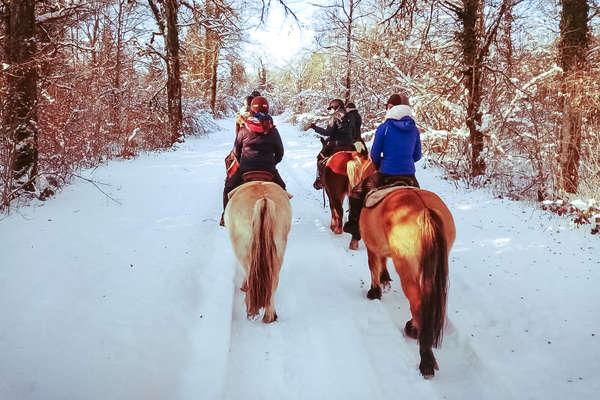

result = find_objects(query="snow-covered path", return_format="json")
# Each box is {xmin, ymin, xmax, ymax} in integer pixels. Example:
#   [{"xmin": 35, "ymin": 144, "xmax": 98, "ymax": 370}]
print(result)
[{"xmin": 1, "ymin": 118, "xmax": 599, "ymax": 400}]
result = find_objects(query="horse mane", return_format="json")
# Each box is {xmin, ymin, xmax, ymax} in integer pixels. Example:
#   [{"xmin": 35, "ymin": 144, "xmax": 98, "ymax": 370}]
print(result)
[{"xmin": 246, "ymin": 197, "xmax": 277, "ymax": 316}]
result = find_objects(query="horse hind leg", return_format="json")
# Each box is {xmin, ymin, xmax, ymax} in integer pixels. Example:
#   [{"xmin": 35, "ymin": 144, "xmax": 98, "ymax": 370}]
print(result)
[
  {"xmin": 380, "ymin": 267, "xmax": 392, "ymax": 292},
  {"xmin": 262, "ymin": 270, "xmax": 280, "ymax": 323},
  {"xmin": 366, "ymin": 250, "xmax": 386, "ymax": 300},
  {"xmin": 393, "ymin": 256, "xmax": 439, "ymax": 378}
]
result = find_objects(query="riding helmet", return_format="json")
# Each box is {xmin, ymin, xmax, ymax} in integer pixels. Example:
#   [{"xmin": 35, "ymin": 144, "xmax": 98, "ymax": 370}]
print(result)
[
  {"xmin": 327, "ymin": 98, "xmax": 345, "ymax": 111},
  {"xmin": 250, "ymin": 96, "xmax": 269, "ymax": 113}
]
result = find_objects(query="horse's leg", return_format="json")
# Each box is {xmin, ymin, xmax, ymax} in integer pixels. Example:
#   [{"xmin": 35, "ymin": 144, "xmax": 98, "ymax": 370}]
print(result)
[
  {"xmin": 392, "ymin": 255, "xmax": 421, "ymax": 339},
  {"xmin": 263, "ymin": 265, "xmax": 280, "ymax": 323},
  {"xmin": 366, "ymin": 249, "xmax": 386, "ymax": 299},
  {"xmin": 393, "ymin": 255, "xmax": 438, "ymax": 378},
  {"xmin": 329, "ymin": 199, "xmax": 343, "ymax": 234},
  {"xmin": 380, "ymin": 267, "xmax": 392, "ymax": 292}
]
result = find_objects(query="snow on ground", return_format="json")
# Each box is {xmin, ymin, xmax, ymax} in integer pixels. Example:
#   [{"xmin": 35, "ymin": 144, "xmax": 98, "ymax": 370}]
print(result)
[{"xmin": 1, "ymin": 117, "xmax": 599, "ymax": 400}]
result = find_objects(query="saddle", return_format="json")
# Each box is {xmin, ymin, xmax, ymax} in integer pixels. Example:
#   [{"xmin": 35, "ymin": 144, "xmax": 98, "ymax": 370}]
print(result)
[
  {"xmin": 365, "ymin": 184, "xmax": 418, "ymax": 208},
  {"xmin": 242, "ymin": 171, "xmax": 273, "ymax": 183}
]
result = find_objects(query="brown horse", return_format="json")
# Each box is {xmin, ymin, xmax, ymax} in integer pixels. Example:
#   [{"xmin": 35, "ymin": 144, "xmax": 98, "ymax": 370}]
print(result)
[
  {"xmin": 347, "ymin": 160, "xmax": 455, "ymax": 378},
  {"xmin": 320, "ymin": 138, "xmax": 366, "ymax": 234},
  {"xmin": 224, "ymin": 181, "xmax": 292, "ymax": 323},
  {"xmin": 361, "ymin": 188, "xmax": 455, "ymax": 377}
]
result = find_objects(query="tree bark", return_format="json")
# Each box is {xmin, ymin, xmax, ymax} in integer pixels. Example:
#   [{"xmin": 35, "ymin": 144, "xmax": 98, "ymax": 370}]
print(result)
[
  {"xmin": 344, "ymin": 0, "xmax": 354, "ymax": 103},
  {"xmin": 165, "ymin": 0, "xmax": 183, "ymax": 144},
  {"xmin": 460, "ymin": 0, "xmax": 485, "ymax": 177},
  {"xmin": 558, "ymin": 0, "xmax": 589, "ymax": 193},
  {"xmin": 3, "ymin": 0, "xmax": 38, "ymax": 193}
]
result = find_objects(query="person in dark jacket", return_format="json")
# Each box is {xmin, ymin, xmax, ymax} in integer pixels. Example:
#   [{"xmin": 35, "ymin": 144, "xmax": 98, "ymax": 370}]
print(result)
[
  {"xmin": 309, "ymin": 98, "xmax": 355, "ymax": 189},
  {"xmin": 345, "ymin": 101, "xmax": 367, "ymax": 156},
  {"xmin": 220, "ymin": 96, "xmax": 286, "ymax": 226},
  {"xmin": 343, "ymin": 93, "xmax": 422, "ymax": 240}
]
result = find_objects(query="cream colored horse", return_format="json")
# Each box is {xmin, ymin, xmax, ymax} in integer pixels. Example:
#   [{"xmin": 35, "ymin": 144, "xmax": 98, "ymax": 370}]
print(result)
[{"xmin": 224, "ymin": 181, "xmax": 292, "ymax": 323}]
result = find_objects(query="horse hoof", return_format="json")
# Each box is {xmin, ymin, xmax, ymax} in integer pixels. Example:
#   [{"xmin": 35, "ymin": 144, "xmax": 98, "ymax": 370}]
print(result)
[
  {"xmin": 404, "ymin": 320, "xmax": 418, "ymax": 339},
  {"xmin": 349, "ymin": 239, "xmax": 359, "ymax": 250},
  {"xmin": 419, "ymin": 349, "xmax": 437, "ymax": 378},
  {"xmin": 263, "ymin": 312, "xmax": 278, "ymax": 323},
  {"xmin": 367, "ymin": 286, "xmax": 382, "ymax": 300},
  {"xmin": 382, "ymin": 281, "xmax": 391, "ymax": 292},
  {"xmin": 246, "ymin": 312, "xmax": 260, "ymax": 321}
]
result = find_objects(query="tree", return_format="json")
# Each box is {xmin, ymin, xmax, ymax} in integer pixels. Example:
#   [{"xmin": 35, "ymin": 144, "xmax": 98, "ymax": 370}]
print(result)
[
  {"xmin": 314, "ymin": 0, "xmax": 368, "ymax": 103},
  {"xmin": 2, "ymin": 0, "xmax": 38, "ymax": 196},
  {"xmin": 442, "ymin": 0, "xmax": 512, "ymax": 177},
  {"xmin": 148, "ymin": 0, "xmax": 183, "ymax": 145},
  {"xmin": 558, "ymin": 0, "xmax": 589, "ymax": 193}
]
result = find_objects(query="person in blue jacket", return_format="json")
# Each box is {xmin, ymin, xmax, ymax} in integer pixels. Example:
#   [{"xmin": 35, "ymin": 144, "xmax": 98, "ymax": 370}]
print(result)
[{"xmin": 343, "ymin": 93, "xmax": 422, "ymax": 240}]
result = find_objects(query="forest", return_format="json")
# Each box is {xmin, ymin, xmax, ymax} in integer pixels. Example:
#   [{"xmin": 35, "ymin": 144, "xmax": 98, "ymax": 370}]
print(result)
[{"xmin": 1, "ymin": 0, "xmax": 599, "ymax": 228}]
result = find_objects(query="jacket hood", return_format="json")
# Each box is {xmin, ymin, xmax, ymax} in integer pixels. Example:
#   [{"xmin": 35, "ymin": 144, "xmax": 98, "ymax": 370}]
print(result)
[
  {"xmin": 384, "ymin": 105, "xmax": 416, "ymax": 132},
  {"xmin": 385, "ymin": 104, "xmax": 413, "ymax": 121}
]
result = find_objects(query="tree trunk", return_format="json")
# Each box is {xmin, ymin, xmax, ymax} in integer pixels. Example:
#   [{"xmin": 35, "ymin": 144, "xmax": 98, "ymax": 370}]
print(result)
[
  {"xmin": 210, "ymin": 48, "xmax": 219, "ymax": 114},
  {"xmin": 165, "ymin": 0, "xmax": 183, "ymax": 144},
  {"xmin": 344, "ymin": 0, "xmax": 354, "ymax": 103},
  {"xmin": 461, "ymin": 0, "xmax": 485, "ymax": 177},
  {"xmin": 3, "ymin": 0, "xmax": 38, "ymax": 193},
  {"xmin": 558, "ymin": 0, "xmax": 589, "ymax": 193}
]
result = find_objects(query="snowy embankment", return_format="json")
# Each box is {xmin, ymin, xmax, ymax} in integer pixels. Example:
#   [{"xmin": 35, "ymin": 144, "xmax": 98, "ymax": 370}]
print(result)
[{"xmin": 1, "ymin": 117, "xmax": 599, "ymax": 400}]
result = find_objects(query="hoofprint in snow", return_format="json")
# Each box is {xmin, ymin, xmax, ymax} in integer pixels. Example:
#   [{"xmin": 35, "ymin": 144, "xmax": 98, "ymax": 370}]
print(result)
[{"xmin": 1, "ymin": 117, "xmax": 598, "ymax": 400}]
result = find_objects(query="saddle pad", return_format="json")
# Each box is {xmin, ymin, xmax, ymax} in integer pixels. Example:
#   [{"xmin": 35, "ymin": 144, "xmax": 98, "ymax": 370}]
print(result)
[
  {"xmin": 365, "ymin": 185, "xmax": 418, "ymax": 208},
  {"xmin": 228, "ymin": 181, "xmax": 293, "ymax": 200},
  {"xmin": 325, "ymin": 151, "xmax": 358, "ymax": 175}
]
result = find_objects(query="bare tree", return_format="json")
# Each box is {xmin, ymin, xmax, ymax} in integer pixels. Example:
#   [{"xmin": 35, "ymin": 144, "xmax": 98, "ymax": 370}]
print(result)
[
  {"xmin": 558, "ymin": 0, "xmax": 590, "ymax": 193},
  {"xmin": 148, "ymin": 0, "xmax": 183, "ymax": 144},
  {"xmin": 2, "ymin": 0, "xmax": 38, "ymax": 200},
  {"xmin": 442, "ymin": 0, "xmax": 513, "ymax": 177},
  {"xmin": 314, "ymin": 0, "xmax": 369, "ymax": 103}
]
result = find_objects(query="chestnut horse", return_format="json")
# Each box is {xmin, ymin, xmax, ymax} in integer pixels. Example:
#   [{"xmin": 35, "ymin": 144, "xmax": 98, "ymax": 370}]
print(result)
[
  {"xmin": 347, "ymin": 160, "xmax": 456, "ymax": 378},
  {"xmin": 224, "ymin": 181, "xmax": 292, "ymax": 323},
  {"xmin": 320, "ymin": 138, "xmax": 366, "ymax": 234}
]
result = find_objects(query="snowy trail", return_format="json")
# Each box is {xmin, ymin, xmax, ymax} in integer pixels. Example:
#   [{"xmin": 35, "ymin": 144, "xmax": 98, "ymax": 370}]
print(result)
[
  {"xmin": 222, "ymin": 124, "xmax": 511, "ymax": 399},
  {"xmin": 1, "ymin": 117, "xmax": 599, "ymax": 400}
]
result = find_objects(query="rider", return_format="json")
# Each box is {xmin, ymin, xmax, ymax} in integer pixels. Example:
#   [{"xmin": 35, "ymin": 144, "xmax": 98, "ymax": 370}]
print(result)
[
  {"xmin": 221, "ymin": 96, "xmax": 286, "ymax": 226},
  {"xmin": 343, "ymin": 93, "xmax": 422, "ymax": 239},
  {"xmin": 235, "ymin": 95, "xmax": 255, "ymax": 135},
  {"xmin": 345, "ymin": 101, "xmax": 366, "ymax": 156},
  {"xmin": 309, "ymin": 98, "xmax": 355, "ymax": 189},
  {"xmin": 234, "ymin": 90, "xmax": 261, "ymax": 135}
]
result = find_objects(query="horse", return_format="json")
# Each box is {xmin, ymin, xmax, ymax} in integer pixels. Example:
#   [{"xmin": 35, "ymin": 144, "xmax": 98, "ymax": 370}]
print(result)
[
  {"xmin": 347, "ymin": 160, "xmax": 456, "ymax": 378},
  {"xmin": 319, "ymin": 137, "xmax": 366, "ymax": 234},
  {"xmin": 224, "ymin": 179, "xmax": 292, "ymax": 323}
]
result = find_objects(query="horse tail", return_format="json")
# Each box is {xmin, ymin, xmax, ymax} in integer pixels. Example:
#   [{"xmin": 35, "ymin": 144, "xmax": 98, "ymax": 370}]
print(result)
[
  {"xmin": 246, "ymin": 197, "xmax": 277, "ymax": 316},
  {"xmin": 418, "ymin": 208, "xmax": 449, "ymax": 350}
]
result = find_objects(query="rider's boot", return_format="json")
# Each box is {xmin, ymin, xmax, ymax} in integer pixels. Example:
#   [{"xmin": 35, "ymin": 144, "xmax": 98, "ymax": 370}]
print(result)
[{"xmin": 343, "ymin": 197, "xmax": 363, "ymax": 239}]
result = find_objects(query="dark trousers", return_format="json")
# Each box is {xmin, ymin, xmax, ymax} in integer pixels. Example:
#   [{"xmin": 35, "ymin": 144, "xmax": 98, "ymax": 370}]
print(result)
[{"xmin": 223, "ymin": 168, "xmax": 286, "ymax": 210}]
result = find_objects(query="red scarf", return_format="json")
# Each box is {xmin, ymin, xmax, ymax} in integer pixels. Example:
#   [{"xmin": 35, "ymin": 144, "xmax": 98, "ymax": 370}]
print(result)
[{"xmin": 245, "ymin": 117, "xmax": 273, "ymax": 133}]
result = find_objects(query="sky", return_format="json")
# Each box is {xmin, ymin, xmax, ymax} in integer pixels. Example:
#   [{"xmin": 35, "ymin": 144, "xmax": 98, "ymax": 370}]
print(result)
[
  {"xmin": 245, "ymin": 1, "xmax": 317, "ymax": 69},
  {"xmin": 1, "ymin": 115, "xmax": 599, "ymax": 400}
]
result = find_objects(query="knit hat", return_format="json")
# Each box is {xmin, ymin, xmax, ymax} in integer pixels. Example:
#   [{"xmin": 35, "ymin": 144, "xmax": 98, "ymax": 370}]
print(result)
[
  {"xmin": 250, "ymin": 96, "xmax": 269, "ymax": 113},
  {"xmin": 386, "ymin": 94, "xmax": 410, "ymax": 107}
]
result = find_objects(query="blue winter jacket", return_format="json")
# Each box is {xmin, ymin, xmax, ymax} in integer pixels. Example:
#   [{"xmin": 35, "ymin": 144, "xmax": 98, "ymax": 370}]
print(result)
[{"xmin": 370, "ymin": 105, "xmax": 422, "ymax": 175}]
